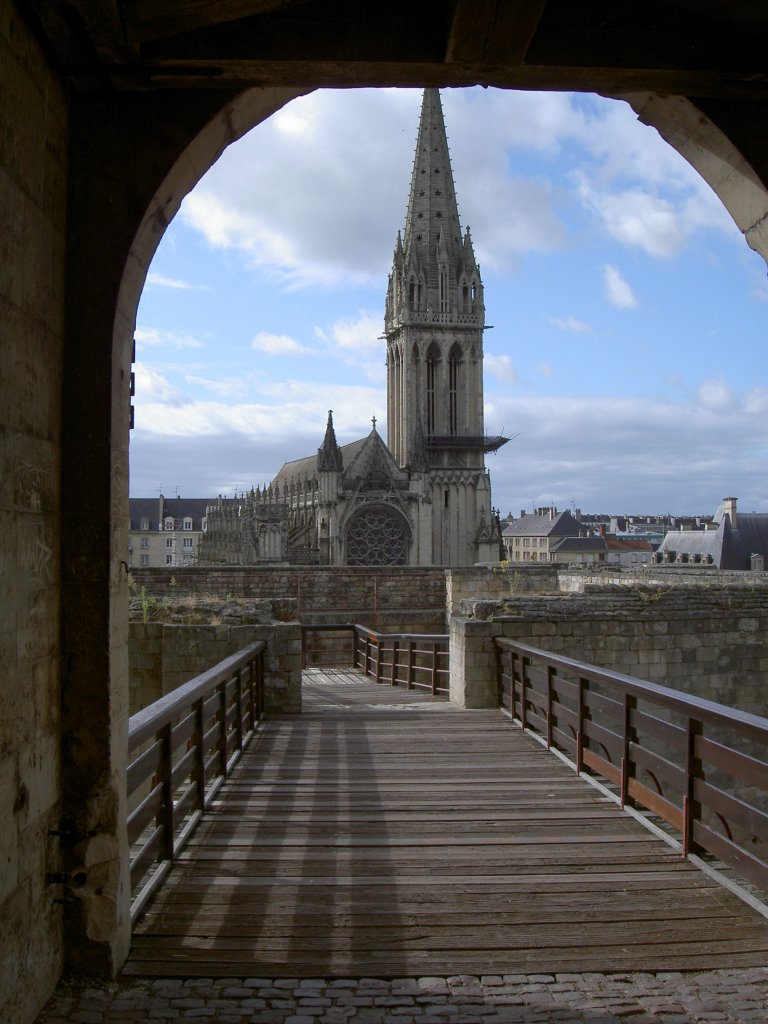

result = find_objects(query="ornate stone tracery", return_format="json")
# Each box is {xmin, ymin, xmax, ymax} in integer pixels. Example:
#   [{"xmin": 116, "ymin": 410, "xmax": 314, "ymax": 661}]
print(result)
[{"xmin": 345, "ymin": 504, "xmax": 409, "ymax": 565}]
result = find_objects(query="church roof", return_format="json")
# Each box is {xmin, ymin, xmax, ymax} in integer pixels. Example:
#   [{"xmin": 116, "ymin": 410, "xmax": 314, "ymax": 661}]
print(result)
[
  {"xmin": 343, "ymin": 423, "xmax": 409, "ymax": 491},
  {"xmin": 272, "ymin": 437, "xmax": 367, "ymax": 490}
]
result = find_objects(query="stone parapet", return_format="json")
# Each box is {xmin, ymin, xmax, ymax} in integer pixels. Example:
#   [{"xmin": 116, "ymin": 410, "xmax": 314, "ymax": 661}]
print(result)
[{"xmin": 129, "ymin": 621, "xmax": 302, "ymax": 715}]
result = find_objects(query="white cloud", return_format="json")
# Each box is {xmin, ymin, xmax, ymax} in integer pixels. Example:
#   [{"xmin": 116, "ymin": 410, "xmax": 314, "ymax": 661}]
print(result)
[
  {"xmin": 578, "ymin": 182, "xmax": 685, "ymax": 259},
  {"xmin": 135, "ymin": 327, "xmax": 204, "ymax": 350},
  {"xmin": 251, "ymin": 331, "xmax": 313, "ymax": 356},
  {"xmin": 134, "ymin": 363, "xmax": 186, "ymax": 404},
  {"xmin": 145, "ymin": 273, "xmax": 201, "ymax": 290},
  {"xmin": 485, "ymin": 354, "xmax": 519, "ymax": 385},
  {"xmin": 603, "ymin": 265, "xmax": 638, "ymax": 309},
  {"xmin": 697, "ymin": 377, "xmax": 737, "ymax": 412},
  {"xmin": 184, "ymin": 374, "xmax": 251, "ymax": 398},
  {"xmin": 313, "ymin": 311, "xmax": 386, "ymax": 383},
  {"xmin": 548, "ymin": 315, "xmax": 591, "ymax": 334},
  {"xmin": 484, "ymin": 388, "xmax": 768, "ymax": 516}
]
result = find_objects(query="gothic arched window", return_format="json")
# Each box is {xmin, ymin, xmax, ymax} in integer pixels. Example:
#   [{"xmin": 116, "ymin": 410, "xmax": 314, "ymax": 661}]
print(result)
[
  {"xmin": 345, "ymin": 505, "xmax": 409, "ymax": 566},
  {"xmin": 448, "ymin": 345, "xmax": 463, "ymax": 435},
  {"xmin": 426, "ymin": 344, "xmax": 440, "ymax": 434}
]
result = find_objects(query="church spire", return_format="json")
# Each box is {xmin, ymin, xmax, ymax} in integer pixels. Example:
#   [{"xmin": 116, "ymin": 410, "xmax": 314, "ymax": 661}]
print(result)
[
  {"xmin": 402, "ymin": 89, "xmax": 464, "ymax": 279},
  {"xmin": 317, "ymin": 410, "xmax": 343, "ymax": 472}
]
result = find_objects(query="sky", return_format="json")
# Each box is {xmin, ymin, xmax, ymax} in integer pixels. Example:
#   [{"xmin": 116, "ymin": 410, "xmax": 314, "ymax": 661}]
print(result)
[{"xmin": 131, "ymin": 86, "xmax": 768, "ymax": 517}]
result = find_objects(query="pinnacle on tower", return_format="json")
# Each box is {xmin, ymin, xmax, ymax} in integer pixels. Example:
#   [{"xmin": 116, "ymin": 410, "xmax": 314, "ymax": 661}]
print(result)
[{"xmin": 317, "ymin": 409, "xmax": 344, "ymax": 472}]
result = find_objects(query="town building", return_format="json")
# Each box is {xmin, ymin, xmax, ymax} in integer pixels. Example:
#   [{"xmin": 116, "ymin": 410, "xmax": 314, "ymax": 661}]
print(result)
[
  {"xmin": 128, "ymin": 496, "xmax": 209, "ymax": 568},
  {"xmin": 656, "ymin": 496, "xmax": 768, "ymax": 569},
  {"xmin": 202, "ymin": 88, "xmax": 507, "ymax": 567},
  {"xmin": 501, "ymin": 507, "xmax": 599, "ymax": 563}
]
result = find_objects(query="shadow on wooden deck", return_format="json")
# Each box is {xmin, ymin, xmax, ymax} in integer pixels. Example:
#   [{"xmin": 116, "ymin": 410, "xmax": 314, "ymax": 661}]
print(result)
[{"xmin": 125, "ymin": 668, "xmax": 768, "ymax": 977}]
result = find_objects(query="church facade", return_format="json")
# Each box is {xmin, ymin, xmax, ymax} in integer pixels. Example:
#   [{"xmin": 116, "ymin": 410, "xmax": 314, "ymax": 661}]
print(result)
[{"xmin": 201, "ymin": 89, "xmax": 507, "ymax": 568}]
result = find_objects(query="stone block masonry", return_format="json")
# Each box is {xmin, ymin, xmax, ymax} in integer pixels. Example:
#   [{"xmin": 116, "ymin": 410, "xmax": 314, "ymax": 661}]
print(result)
[
  {"xmin": 452, "ymin": 581, "xmax": 768, "ymax": 710},
  {"xmin": 130, "ymin": 622, "xmax": 302, "ymax": 715},
  {"xmin": 130, "ymin": 565, "xmax": 448, "ymax": 634}
]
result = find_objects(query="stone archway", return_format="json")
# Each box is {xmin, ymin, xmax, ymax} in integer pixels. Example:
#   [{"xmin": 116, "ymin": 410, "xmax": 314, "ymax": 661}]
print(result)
[
  {"xmin": 53, "ymin": 71, "xmax": 768, "ymax": 991},
  {"xmin": 96, "ymin": 80, "xmax": 768, "ymax": 967}
]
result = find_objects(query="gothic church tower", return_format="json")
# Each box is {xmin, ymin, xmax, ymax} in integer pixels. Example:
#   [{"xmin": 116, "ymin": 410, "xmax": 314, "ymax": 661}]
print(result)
[{"xmin": 385, "ymin": 88, "xmax": 506, "ymax": 564}]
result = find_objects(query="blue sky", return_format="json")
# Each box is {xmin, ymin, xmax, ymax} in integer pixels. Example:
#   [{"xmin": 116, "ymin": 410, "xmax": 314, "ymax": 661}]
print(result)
[{"xmin": 131, "ymin": 87, "xmax": 768, "ymax": 516}]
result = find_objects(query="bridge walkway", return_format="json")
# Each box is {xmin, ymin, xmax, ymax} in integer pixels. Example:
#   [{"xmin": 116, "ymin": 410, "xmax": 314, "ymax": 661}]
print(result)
[{"xmin": 124, "ymin": 667, "xmax": 768, "ymax": 977}]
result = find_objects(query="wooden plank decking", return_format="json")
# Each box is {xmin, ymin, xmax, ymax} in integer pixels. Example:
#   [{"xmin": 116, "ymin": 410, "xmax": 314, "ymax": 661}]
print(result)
[{"xmin": 125, "ymin": 668, "xmax": 768, "ymax": 977}]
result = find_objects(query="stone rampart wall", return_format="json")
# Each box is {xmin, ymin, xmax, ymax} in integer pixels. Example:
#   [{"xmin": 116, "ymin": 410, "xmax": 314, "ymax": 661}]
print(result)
[
  {"xmin": 1, "ymin": 8, "xmax": 69, "ymax": 1023},
  {"xmin": 129, "ymin": 566, "xmax": 447, "ymax": 633},
  {"xmin": 129, "ymin": 622, "xmax": 302, "ymax": 715},
  {"xmin": 451, "ymin": 585, "xmax": 768, "ymax": 711}
]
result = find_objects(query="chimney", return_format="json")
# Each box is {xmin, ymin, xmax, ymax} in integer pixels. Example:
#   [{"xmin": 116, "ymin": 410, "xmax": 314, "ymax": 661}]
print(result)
[{"xmin": 722, "ymin": 496, "xmax": 738, "ymax": 528}]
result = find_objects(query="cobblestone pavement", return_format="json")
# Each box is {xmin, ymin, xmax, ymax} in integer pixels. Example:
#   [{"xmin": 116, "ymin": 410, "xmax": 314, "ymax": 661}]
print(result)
[{"xmin": 35, "ymin": 969, "xmax": 768, "ymax": 1023}]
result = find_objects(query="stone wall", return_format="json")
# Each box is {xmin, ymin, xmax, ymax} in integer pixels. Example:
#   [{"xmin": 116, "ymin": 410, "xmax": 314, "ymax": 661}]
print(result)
[
  {"xmin": 0, "ymin": 6, "xmax": 68, "ymax": 1024},
  {"xmin": 451, "ymin": 584, "xmax": 768, "ymax": 711},
  {"xmin": 129, "ymin": 622, "xmax": 302, "ymax": 715},
  {"xmin": 446, "ymin": 565, "xmax": 559, "ymax": 616},
  {"xmin": 129, "ymin": 566, "xmax": 448, "ymax": 634}
]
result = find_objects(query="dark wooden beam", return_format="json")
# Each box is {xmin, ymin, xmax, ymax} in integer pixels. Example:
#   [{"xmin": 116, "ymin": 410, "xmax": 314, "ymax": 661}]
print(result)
[
  {"xmin": 122, "ymin": 0, "xmax": 315, "ymax": 45},
  {"xmin": 140, "ymin": 58, "xmax": 768, "ymax": 100},
  {"xmin": 445, "ymin": 0, "xmax": 548, "ymax": 65}
]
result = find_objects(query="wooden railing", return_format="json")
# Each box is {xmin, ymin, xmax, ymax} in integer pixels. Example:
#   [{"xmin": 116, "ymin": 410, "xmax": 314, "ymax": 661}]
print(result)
[
  {"xmin": 302, "ymin": 623, "xmax": 450, "ymax": 696},
  {"xmin": 127, "ymin": 640, "xmax": 265, "ymax": 921},
  {"xmin": 496, "ymin": 637, "xmax": 768, "ymax": 892}
]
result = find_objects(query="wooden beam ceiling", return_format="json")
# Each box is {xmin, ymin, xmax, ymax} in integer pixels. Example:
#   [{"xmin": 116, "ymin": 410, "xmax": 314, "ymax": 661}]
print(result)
[{"xmin": 17, "ymin": 0, "xmax": 768, "ymax": 99}]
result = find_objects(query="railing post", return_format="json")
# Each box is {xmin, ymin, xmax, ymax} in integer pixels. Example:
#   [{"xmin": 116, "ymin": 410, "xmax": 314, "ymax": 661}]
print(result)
[
  {"xmin": 194, "ymin": 697, "xmax": 205, "ymax": 812},
  {"xmin": 234, "ymin": 667, "xmax": 244, "ymax": 754},
  {"xmin": 620, "ymin": 692, "xmax": 637, "ymax": 808},
  {"xmin": 160, "ymin": 722, "xmax": 174, "ymax": 863},
  {"xmin": 245, "ymin": 657, "xmax": 255, "ymax": 734},
  {"xmin": 520, "ymin": 656, "xmax": 529, "ymax": 731},
  {"xmin": 219, "ymin": 681, "xmax": 228, "ymax": 777},
  {"xmin": 546, "ymin": 665, "xmax": 555, "ymax": 749},
  {"xmin": 431, "ymin": 642, "xmax": 438, "ymax": 695},
  {"xmin": 407, "ymin": 640, "xmax": 415, "ymax": 689},
  {"xmin": 576, "ymin": 676, "xmax": 586, "ymax": 773},
  {"xmin": 375, "ymin": 639, "xmax": 383, "ymax": 684},
  {"xmin": 684, "ymin": 717, "xmax": 703, "ymax": 857},
  {"xmin": 352, "ymin": 627, "xmax": 359, "ymax": 668},
  {"xmin": 390, "ymin": 640, "xmax": 399, "ymax": 687}
]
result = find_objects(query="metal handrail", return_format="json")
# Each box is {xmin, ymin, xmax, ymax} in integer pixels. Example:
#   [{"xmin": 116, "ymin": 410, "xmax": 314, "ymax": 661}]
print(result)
[
  {"xmin": 495, "ymin": 636, "xmax": 768, "ymax": 892},
  {"xmin": 302, "ymin": 623, "xmax": 450, "ymax": 696},
  {"xmin": 127, "ymin": 640, "xmax": 265, "ymax": 921}
]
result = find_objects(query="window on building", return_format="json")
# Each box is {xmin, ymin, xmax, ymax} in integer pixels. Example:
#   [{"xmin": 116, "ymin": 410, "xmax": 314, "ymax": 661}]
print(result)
[
  {"xmin": 438, "ymin": 264, "xmax": 448, "ymax": 312},
  {"xmin": 202, "ymin": 517, "xmax": 207, "ymax": 532},
  {"xmin": 426, "ymin": 350, "xmax": 437, "ymax": 434},
  {"xmin": 183, "ymin": 518, "xmax": 192, "ymax": 530},
  {"xmin": 165, "ymin": 537, "xmax": 173, "ymax": 548},
  {"xmin": 140, "ymin": 555, "xmax": 149, "ymax": 566},
  {"xmin": 140, "ymin": 518, "xmax": 149, "ymax": 531},
  {"xmin": 165, "ymin": 554, "xmax": 173, "ymax": 565},
  {"xmin": 140, "ymin": 537, "xmax": 148, "ymax": 549},
  {"xmin": 182, "ymin": 537, "xmax": 193, "ymax": 548},
  {"xmin": 448, "ymin": 348, "xmax": 461, "ymax": 435}
]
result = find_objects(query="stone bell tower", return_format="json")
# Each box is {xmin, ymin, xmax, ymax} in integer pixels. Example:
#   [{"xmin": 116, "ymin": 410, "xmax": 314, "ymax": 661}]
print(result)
[{"xmin": 384, "ymin": 88, "xmax": 507, "ymax": 564}]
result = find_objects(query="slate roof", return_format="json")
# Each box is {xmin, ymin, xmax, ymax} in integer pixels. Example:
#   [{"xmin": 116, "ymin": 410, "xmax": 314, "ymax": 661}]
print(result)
[
  {"xmin": 502, "ymin": 510, "xmax": 587, "ymax": 539},
  {"xmin": 657, "ymin": 509, "xmax": 768, "ymax": 569},
  {"xmin": 549, "ymin": 536, "xmax": 607, "ymax": 555},
  {"xmin": 129, "ymin": 497, "xmax": 210, "ymax": 531},
  {"xmin": 605, "ymin": 537, "xmax": 654, "ymax": 554}
]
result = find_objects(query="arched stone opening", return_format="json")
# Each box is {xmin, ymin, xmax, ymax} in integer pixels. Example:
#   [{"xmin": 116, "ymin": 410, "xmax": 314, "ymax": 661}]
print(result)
[{"xmin": 76, "ymin": 82, "xmax": 768, "ymax": 978}]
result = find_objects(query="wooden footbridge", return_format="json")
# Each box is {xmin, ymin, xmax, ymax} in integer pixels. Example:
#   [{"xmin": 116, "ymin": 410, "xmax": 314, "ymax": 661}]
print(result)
[{"xmin": 125, "ymin": 641, "xmax": 768, "ymax": 978}]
